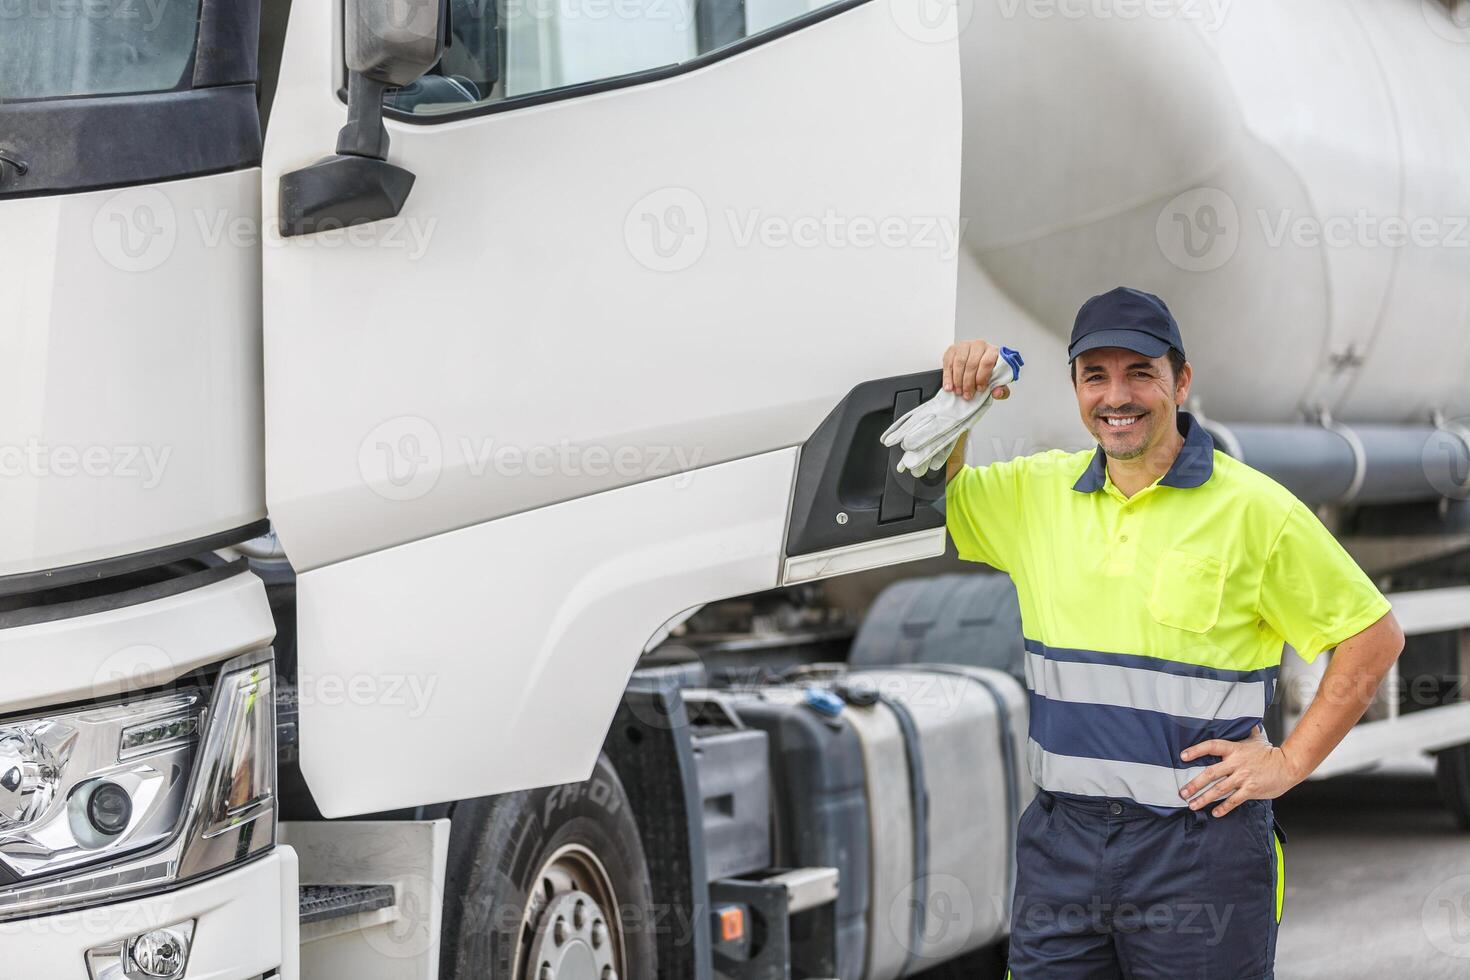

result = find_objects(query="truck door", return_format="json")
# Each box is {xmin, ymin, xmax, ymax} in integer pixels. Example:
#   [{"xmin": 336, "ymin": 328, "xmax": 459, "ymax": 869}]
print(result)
[{"xmin": 262, "ymin": 0, "xmax": 962, "ymax": 815}]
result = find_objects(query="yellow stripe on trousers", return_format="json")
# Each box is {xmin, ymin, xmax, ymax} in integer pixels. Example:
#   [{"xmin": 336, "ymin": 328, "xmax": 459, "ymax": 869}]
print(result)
[{"xmin": 1274, "ymin": 827, "xmax": 1285, "ymax": 923}]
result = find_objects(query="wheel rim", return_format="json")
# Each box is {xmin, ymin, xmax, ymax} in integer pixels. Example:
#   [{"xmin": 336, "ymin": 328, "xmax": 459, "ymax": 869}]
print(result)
[{"xmin": 515, "ymin": 843, "xmax": 626, "ymax": 980}]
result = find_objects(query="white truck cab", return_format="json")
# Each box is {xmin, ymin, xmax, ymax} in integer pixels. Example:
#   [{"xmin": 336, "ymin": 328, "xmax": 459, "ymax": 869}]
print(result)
[{"xmin": 2, "ymin": 0, "xmax": 967, "ymax": 976}]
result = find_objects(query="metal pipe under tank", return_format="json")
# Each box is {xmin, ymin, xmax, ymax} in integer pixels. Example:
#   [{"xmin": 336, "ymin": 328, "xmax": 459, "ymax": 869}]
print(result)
[{"xmin": 1201, "ymin": 418, "xmax": 1470, "ymax": 507}]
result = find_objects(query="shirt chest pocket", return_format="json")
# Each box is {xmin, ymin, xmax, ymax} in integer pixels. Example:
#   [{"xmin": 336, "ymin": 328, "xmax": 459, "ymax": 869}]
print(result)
[{"xmin": 1148, "ymin": 548, "xmax": 1226, "ymax": 634}]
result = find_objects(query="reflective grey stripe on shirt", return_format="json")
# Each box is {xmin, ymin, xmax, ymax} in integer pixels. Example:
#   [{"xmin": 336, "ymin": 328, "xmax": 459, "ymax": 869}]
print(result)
[
  {"xmin": 1026, "ymin": 739, "xmax": 1218, "ymax": 810},
  {"xmin": 1024, "ymin": 651, "xmax": 1267, "ymax": 722}
]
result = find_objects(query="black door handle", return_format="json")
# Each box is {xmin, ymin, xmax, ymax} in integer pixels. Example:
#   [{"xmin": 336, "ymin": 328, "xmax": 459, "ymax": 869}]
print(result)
[{"xmin": 879, "ymin": 388, "xmax": 924, "ymax": 523}]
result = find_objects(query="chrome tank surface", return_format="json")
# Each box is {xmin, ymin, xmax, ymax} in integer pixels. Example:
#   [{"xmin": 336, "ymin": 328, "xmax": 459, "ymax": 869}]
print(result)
[{"xmin": 957, "ymin": 0, "xmax": 1470, "ymax": 440}]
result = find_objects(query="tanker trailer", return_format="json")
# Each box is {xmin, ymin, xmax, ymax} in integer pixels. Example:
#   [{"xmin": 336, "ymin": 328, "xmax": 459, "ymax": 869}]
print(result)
[{"xmin": 947, "ymin": 0, "xmax": 1470, "ymax": 822}]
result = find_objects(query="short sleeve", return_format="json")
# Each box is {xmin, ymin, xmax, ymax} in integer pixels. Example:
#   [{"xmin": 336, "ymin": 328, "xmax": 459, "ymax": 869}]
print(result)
[
  {"xmin": 1257, "ymin": 499, "xmax": 1392, "ymax": 663},
  {"xmin": 945, "ymin": 458, "xmax": 1028, "ymax": 572}
]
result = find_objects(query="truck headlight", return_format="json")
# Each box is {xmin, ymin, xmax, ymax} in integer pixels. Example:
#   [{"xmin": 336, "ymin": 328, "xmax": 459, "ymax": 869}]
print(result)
[
  {"xmin": 0, "ymin": 723, "xmax": 72, "ymax": 827},
  {"xmin": 0, "ymin": 691, "xmax": 202, "ymax": 881},
  {"xmin": 0, "ymin": 652, "xmax": 276, "ymax": 920}
]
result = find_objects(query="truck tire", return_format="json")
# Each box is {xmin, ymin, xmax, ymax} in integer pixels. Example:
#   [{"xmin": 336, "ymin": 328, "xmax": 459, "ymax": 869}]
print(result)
[
  {"xmin": 440, "ymin": 753, "xmax": 659, "ymax": 980},
  {"xmin": 1436, "ymin": 742, "xmax": 1470, "ymax": 830},
  {"xmin": 848, "ymin": 573, "xmax": 1027, "ymax": 685}
]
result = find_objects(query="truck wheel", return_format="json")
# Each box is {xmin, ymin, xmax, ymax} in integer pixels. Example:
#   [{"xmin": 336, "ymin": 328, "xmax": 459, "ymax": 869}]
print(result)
[
  {"xmin": 1436, "ymin": 742, "xmax": 1470, "ymax": 830},
  {"xmin": 440, "ymin": 753, "xmax": 658, "ymax": 979}
]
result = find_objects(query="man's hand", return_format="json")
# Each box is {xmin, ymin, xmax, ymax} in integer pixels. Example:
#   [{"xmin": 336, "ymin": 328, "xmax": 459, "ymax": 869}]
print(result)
[
  {"xmin": 943, "ymin": 339, "xmax": 1013, "ymax": 482},
  {"xmin": 1179, "ymin": 613, "xmax": 1403, "ymax": 818},
  {"xmin": 1177, "ymin": 725, "xmax": 1305, "ymax": 817},
  {"xmin": 944, "ymin": 339, "xmax": 1012, "ymax": 402}
]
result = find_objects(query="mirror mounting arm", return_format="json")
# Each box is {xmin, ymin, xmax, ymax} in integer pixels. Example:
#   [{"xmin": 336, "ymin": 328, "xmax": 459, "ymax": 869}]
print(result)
[{"xmin": 336, "ymin": 74, "xmax": 393, "ymax": 161}]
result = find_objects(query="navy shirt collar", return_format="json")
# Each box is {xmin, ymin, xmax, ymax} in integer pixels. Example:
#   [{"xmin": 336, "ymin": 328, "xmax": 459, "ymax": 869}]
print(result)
[{"xmin": 1073, "ymin": 410, "xmax": 1215, "ymax": 493}]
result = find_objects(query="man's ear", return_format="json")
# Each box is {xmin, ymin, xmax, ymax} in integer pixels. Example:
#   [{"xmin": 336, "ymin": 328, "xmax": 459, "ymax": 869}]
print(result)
[{"xmin": 1174, "ymin": 361, "xmax": 1193, "ymax": 405}]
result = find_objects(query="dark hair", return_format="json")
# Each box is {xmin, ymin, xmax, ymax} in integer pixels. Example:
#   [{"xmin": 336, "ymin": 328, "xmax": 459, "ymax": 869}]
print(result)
[
  {"xmin": 1166, "ymin": 347, "xmax": 1187, "ymax": 381},
  {"xmin": 1071, "ymin": 348, "xmax": 1187, "ymax": 385}
]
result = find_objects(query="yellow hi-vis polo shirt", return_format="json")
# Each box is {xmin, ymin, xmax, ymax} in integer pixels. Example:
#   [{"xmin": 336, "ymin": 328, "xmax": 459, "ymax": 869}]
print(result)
[{"xmin": 946, "ymin": 410, "xmax": 1391, "ymax": 811}]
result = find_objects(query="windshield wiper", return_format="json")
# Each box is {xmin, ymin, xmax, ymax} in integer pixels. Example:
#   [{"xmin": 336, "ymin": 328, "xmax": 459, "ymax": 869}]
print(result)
[{"xmin": 0, "ymin": 148, "xmax": 28, "ymax": 189}]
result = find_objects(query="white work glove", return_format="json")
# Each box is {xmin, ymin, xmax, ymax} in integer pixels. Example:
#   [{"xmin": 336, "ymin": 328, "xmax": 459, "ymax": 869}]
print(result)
[{"xmin": 881, "ymin": 346, "xmax": 1022, "ymax": 476}]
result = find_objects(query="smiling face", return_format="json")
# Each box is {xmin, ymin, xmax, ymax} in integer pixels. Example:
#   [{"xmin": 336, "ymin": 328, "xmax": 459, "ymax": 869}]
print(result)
[{"xmin": 1072, "ymin": 347, "xmax": 1192, "ymax": 461}]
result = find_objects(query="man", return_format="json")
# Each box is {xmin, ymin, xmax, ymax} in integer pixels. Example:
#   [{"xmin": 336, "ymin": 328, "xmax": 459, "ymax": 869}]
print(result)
[{"xmin": 942, "ymin": 286, "xmax": 1404, "ymax": 979}]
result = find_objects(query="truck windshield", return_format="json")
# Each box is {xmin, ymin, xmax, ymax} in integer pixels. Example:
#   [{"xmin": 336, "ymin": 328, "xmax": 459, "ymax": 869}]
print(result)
[{"xmin": 0, "ymin": 0, "xmax": 202, "ymax": 101}]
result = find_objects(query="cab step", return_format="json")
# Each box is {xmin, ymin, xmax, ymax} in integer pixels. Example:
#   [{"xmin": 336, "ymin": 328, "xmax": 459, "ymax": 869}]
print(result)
[{"xmin": 297, "ymin": 884, "xmax": 395, "ymax": 924}]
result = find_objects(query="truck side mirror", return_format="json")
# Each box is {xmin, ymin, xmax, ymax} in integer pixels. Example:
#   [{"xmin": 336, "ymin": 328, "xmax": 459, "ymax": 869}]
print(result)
[
  {"xmin": 279, "ymin": 0, "xmax": 448, "ymax": 238},
  {"xmin": 339, "ymin": 0, "xmax": 448, "ymax": 157}
]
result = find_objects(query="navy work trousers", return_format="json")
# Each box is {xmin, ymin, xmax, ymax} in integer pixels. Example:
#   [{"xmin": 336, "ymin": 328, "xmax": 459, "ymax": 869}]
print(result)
[{"xmin": 1006, "ymin": 789, "xmax": 1286, "ymax": 980}]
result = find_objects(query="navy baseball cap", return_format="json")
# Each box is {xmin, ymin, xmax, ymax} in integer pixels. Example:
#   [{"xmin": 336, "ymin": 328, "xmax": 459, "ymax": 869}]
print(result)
[{"xmin": 1068, "ymin": 287, "xmax": 1185, "ymax": 361}]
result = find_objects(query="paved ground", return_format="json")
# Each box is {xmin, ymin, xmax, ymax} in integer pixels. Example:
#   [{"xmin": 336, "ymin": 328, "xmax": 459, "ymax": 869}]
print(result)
[{"xmin": 1273, "ymin": 758, "xmax": 1470, "ymax": 979}]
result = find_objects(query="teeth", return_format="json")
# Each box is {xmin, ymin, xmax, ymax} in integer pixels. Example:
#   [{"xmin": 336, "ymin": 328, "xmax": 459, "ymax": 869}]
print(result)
[{"xmin": 1103, "ymin": 416, "xmax": 1141, "ymax": 427}]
